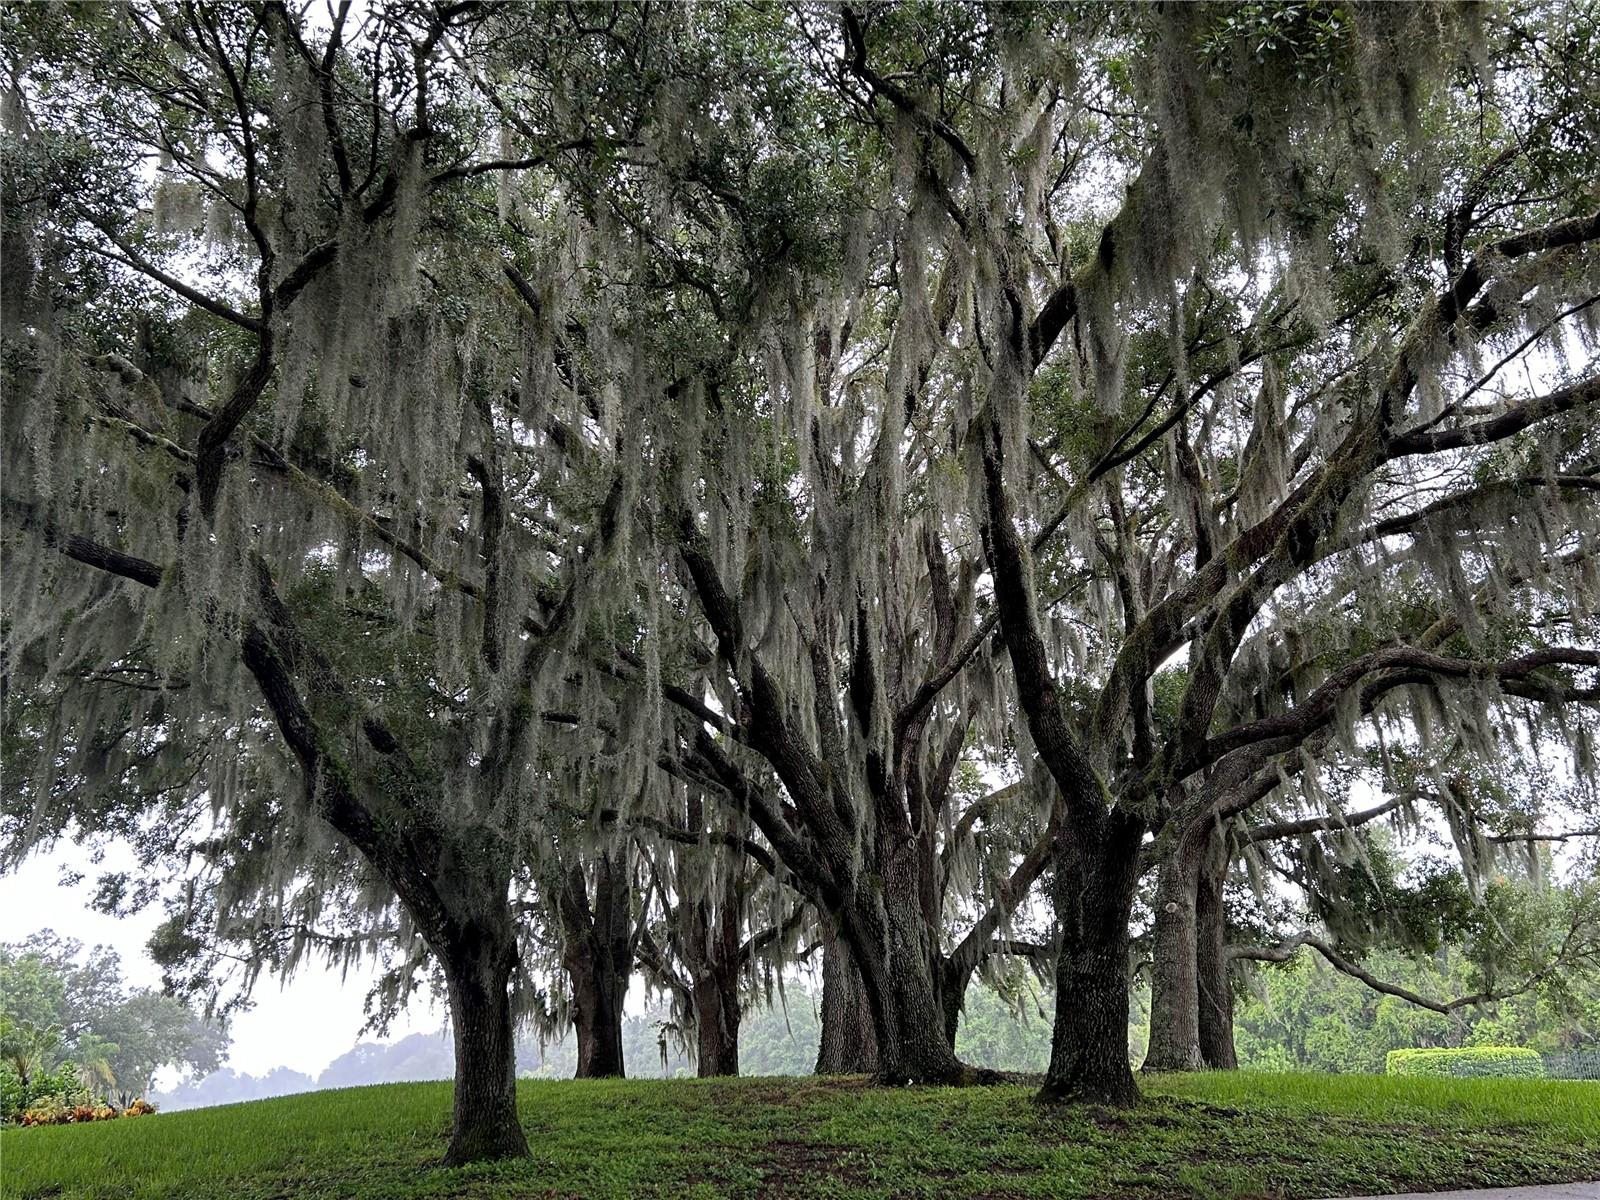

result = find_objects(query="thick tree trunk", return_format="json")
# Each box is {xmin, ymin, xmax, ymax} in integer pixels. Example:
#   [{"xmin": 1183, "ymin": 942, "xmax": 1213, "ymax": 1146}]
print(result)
[
  {"xmin": 560, "ymin": 851, "xmax": 632, "ymax": 1080},
  {"xmin": 1038, "ymin": 811, "xmax": 1144, "ymax": 1106},
  {"xmin": 845, "ymin": 845, "xmax": 971, "ymax": 1084},
  {"xmin": 693, "ymin": 968, "xmax": 741, "ymax": 1077},
  {"xmin": 570, "ymin": 957, "xmax": 628, "ymax": 1079},
  {"xmin": 1195, "ymin": 847, "xmax": 1237, "ymax": 1069},
  {"xmin": 1142, "ymin": 844, "xmax": 1204, "ymax": 1073},
  {"xmin": 440, "ymin": 934, "xmax": 528, "ymax": 1166},
  {"xmin": 815, "ymin": 924, "xmax": 880, "ymax": 1074}
]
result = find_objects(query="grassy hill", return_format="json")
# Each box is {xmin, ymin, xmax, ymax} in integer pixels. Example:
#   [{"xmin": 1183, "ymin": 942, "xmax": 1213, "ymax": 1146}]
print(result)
[{"xmin": 3, "ymin": 1073, "xmax": 1598, "ymax": 1199}]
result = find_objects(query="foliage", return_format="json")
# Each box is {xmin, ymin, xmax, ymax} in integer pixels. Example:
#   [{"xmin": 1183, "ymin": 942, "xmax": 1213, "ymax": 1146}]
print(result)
[
  {"xmin": 16, "ymin": 1096, "xmax": 153, "ymax": 1127},
  {"xmin": 4, "ymin": 1074, "xmax": 1599, "ymax": 1200},
  {"xmin": 0, "ymin": 932, "xmax": 225, "ymax": 1120},
  {"xmin": 1301, "ymin": 840, "xmax": 1477, "ymax": 955},
  {"xmin": 952, "ymin": 984, "xmax": 1056, "ymax": 1073},
  {"xmin": 93, "ymin": 990, "xmax": 226, "ymax": 1108},
  {"xmin": 1232, "ymin": 937, "xmax": 1600, "ymax": 1076},
  {"xmin": 1, "ymin": 1060, "xmax": 83, "ymax": 1126},
  {"xmin": 1387, "ymin": 1046, "xmax": 1544, "ymax": 1078},
  {"xmin": 0, "ymin": 1015, "xmax": 63, "ymax": 1093}
]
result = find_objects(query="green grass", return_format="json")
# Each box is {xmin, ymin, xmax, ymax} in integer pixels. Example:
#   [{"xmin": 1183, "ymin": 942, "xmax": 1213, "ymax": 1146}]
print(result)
[{"xmin": 3, "ymin": 1073, "xmax": 1597, "ymax": 1199}]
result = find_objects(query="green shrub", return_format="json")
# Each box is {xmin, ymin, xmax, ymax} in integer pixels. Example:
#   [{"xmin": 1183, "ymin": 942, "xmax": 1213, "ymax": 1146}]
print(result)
[
  {"xmin": 0, "ymin": 1065, "xmax": 22, "ymax": 1124},
  {"xmin": 1386, "ymin": 1046, "xmax": 1544, "ymax": 1078},
  {"xmin": 1, "ymin": 1062, "xmax": 99, "ymax": 1125}
]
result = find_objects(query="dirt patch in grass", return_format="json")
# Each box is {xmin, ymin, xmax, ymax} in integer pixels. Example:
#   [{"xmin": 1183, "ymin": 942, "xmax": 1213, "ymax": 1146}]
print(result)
[
  {"xmin": 1083, "ymin": 1105, "xmax": 1133, "ymax": 1132},
  {"xmin": 758, "ymin": 1137, "xmax": 874, "ymax": 1196},
  {"xmin": 720, "ymin": 1076, "xmax": 877, "ymax": 1110}
]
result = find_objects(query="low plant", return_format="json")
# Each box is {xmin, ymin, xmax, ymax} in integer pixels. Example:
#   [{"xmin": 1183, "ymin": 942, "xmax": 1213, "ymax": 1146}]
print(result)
[
  {"xmin": 16, "ymin": 1097, "xmax": 153, "ymax": 1127},
  {"xmin": 2, "ymin": 1060, "xmax": 87, "ymax": 1124},
  {"xmin": 1386, "ymin": 1046, "xmax": 1545, "ymax": 1078}
]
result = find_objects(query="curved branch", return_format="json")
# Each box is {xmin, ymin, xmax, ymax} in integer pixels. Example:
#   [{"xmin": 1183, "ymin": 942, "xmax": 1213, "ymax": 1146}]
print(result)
[
  {"xmin": 1245, "ymin": 794, "xmax": 1412, "ymax": 844},
  {"xmin": 1201, "ymin": 646, "xmax": 1600, "ymax": 772},
  {"xmin": 1229, "ymin": 932, "xmax": 1566, "ymax": 1016}
]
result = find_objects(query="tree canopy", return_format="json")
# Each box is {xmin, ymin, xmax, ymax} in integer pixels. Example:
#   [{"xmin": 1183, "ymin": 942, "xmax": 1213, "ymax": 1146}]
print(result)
[{"xmin": 3, "ymin": 0, "xmax": 1596, "ymax": 1163}]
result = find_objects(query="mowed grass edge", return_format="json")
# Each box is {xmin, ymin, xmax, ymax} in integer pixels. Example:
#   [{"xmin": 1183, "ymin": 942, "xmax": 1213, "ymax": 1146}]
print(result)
[{"xmin": 3, "ymin": 1072, "xmax": 1597, "ymax": 1200}]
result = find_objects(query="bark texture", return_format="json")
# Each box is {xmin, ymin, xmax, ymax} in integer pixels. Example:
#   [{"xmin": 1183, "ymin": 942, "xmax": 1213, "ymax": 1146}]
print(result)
[
  {"xmin": 440, "ymin": 931, "xmax": 529, "ymax": 1166},
  {"xmin": 1038, "ymin": 810, "xmax": 1145, "ymax": 1105},
  {"xmin": 1143, "ymin": 829, "xmax": 1206, "ymax": 1072},
  {"xmin": 1195, "ymin": 848, "xmax": 1238, "ymax": 1069},
  {"xmin": 692, "ymin": 969, "xmax": 742, "ymax": 1077},
  {"xmin": 1145, "ymin": 822, "xmax": 1238, "ymax": 1073},
  {"xmin": 815, "ymin": 925, "xmax": 881, "ymax": 1074},
  {"xmin": 849, "ymin": 838, "xmax": 973, "ymax": 1082}
]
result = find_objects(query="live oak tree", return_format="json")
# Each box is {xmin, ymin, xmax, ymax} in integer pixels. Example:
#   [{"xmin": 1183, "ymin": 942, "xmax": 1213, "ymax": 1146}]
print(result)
[
  {"xmin": 804, "ymin": 2, "xmax": 1600, "ymax": 1103},
  {"xmin": 472, "ymin": 4, "xmax": 1060, "ymax": 1083},
  {"xmin": 550, "ymin": 837, "xmax": 639, "ymax": 1081},
  {"xmin": 629, "ymin": 783, "xmax": 809, "ymax": 1079},
  {"xmin": 1143, "ymin": 586, "xmax": 1600, "ymax": 1074},
  {"xmin": 1145, "ymin": 736, "xmax": 1600, "ymax": 1073},
  {"xmin": 5, "ymin": 0, "xmax": 1599, "ymax": 1165},
  {"xmin": 2, "ymin": 1, "xmax": 655, "ymax": 1163}
]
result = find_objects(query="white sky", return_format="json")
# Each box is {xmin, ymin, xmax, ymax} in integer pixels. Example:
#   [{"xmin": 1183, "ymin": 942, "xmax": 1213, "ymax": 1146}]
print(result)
[{"xmin": 0, "ymin": 842, "xmax": 447, "ymax": 1080}]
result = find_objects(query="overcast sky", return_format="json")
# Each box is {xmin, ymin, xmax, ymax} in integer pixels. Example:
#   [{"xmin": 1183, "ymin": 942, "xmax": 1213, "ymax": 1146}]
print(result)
[{"xmin": 0, "ymin": 841, "xmax": 449, "ymax": 1080}]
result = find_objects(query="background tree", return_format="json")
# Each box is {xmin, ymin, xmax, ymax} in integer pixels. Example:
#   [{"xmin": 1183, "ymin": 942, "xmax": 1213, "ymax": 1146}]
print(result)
[
  {"xmin": 952, "ymin": 3, "xmax": 1600, "ymax": 1103},
  {"xmin": 0, "ymin": 931, "xmax": 225, "ymax": 1117}
]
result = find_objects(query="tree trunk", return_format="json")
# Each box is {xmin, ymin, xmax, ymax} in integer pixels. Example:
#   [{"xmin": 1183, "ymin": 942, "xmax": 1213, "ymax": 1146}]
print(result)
[
  {"xmin": 845, "ymin": 843, "xmax": 971, "ymax": 1084},
  {"xmin": 693, "ymin": 968, "xmax": 741, "ymax": 1077},
  {"xmin": 440, "ymin": 934, "xmax": 528, "ymax": 1166},
  {"xmin": 815, "ymin": 924, "xmax": 880, "ymax": 1073},
  {"xmin": 1195, "ymin": 843, "xmax": 1237, "ymax": 1070},
  {"xmin": 680, "ymin": 815, "xmax": 745, "ymax": 1078},
  {"xmin": 940, "ymin": 956, "xmax": 966, "ymax": 1048},
  {"xmin": 1038, "ymin": 810, "xmax": 1144, "ymax": 1106},
  {"xmin": 560, "ymin": 851, "xmax": 632, "ymax": 1080},
  {"xmin": 1142, "ymin": 843, "xmax": 1204, "ymax": 1072},
  {"xmin": 570, "ymin": 956, "xmax": 628, "ymax": 1079}
]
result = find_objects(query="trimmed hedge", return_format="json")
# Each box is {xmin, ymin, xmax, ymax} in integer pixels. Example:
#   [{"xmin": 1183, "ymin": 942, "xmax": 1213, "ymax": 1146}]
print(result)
[{"xmin": 1386, "ymin": 1046, "xmax": 1545, "ymax": 1079}]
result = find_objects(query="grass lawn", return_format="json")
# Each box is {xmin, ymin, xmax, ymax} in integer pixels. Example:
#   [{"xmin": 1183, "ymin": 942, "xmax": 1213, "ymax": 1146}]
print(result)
[{"xmin": 3, "ymin": 1072, "xmax": 1597, "ymax": 1200}]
